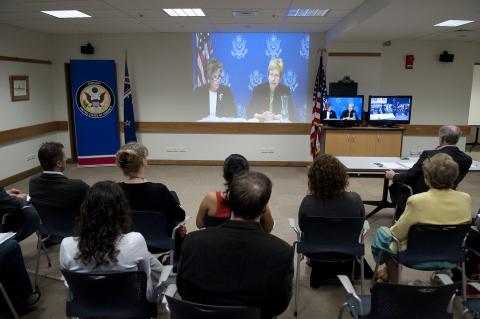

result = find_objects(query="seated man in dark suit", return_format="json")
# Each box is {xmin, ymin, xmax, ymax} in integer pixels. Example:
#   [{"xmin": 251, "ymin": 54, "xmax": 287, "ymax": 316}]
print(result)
[
  {"xmin": 0, "ymin": 187, "xmax": 39, "ymax": 241},
  {"xmin": 386, "ymin": 125, "xmax": 472, "ymax": 194},
  {"xmin": 29, "ymin": 142, "xmax": 89, "ymax": 242},
  {"xmin": 340, "ymin": 103, "xmax": 358, "ymax": 120},
  {"xmin": 321, "ymin": 103, "xmax": 337, "ymax": 120},
  {"xmin": 177, "ymin": 171, "xmax": 293, "ymax": 319}
]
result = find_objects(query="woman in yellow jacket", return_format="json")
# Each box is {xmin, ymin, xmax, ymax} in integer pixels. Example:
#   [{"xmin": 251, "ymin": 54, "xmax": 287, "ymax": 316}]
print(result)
[{"xmin": 371, "ymin": 153, "xmax": 471, "ymax": 283}]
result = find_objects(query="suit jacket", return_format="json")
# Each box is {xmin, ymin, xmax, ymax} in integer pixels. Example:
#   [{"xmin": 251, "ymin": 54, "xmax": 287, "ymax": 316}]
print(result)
[
  {"xmin": 194, "ymin": 84, "xmax": 236, "ymax": 118},
  {"xmin": 340, "ymin": 109, "xmax": 358, "ymax": 120},
  {"xmin": 321, "ymin": 110, "xmax": 337, "ymax": 120},
  {"xmin": 177, "ymin": 220, "xmax": 294, "ymax": 319},
  {"xmin": 248, "ymin": 83, "xmax": 294, "ymax": 120},
  {"xmin": 393, "ymin": 145, "xmax": 472, "ymax": 194},
  {"xmin": 29, "ymin": 173, "xmax": 89, "ymax": 212}
]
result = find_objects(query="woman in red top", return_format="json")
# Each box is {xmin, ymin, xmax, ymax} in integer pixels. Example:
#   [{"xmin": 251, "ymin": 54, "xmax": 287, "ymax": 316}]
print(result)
[{"xmin": 196, "ymin": 154, "xmax": 274, "ymax": 232}]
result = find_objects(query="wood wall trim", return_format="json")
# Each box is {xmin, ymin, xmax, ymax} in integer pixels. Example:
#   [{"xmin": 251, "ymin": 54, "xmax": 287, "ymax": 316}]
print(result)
[
  {"xmin": 0, "ymin": 121, "xmax": 68, "ymax": 146},
  {"xmin": 129, "ymin": 122, "xmax": 311, "ymax": 134},
  {"xmin": 149, "ymin": 160, "xmax": 311, "ymax": 167},
  {"xmin": 0, "ymin": 55, "xmax": 52, "ymax": 65},
  {"xmin": 328, "ymin": 52, "xmax": 382, "ymax": 57},
  {"xmin": 0, "ymin": 166, "xmax": 42, "ymax": 187},
  {"xmin": 402, "ymin": 125, "xmax": 471, "ymax": 136}
]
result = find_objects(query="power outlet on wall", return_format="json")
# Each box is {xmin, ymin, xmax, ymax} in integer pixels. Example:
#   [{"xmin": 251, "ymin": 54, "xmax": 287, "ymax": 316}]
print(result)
[
  {"xmin": 260, "ymin": 147, "xmax": 275, "ymax": 154},
  {"xmin": 25, "ymin": 154, "xmax": 36, "ymax": 162}
]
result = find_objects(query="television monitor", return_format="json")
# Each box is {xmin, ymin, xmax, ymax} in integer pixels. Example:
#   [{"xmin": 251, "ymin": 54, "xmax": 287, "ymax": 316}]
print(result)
[
  {"xmin": 368, "ymin": 96, "xmax": 412, "ymax": 125},
  {"xmin": 324, "ymin": 96, "xmax": 364, "ymax": 124}
]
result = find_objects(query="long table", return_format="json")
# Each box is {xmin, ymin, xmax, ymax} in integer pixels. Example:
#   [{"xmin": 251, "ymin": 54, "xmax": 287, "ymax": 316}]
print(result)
[{"xmin": 337, "ymin": 156, "xmax": 480, "ymax": 219}]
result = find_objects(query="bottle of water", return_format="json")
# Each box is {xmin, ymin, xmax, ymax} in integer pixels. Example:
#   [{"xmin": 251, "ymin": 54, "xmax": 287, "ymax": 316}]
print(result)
[{"xmin": 281, "ymin": 95, "xmax": 289, "ymax": 121}]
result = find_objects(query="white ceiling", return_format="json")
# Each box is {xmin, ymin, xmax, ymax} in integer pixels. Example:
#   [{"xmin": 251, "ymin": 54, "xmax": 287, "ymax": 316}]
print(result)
[{"xmin": 0, "ymin": 0, "xmax": 478, "ymax": 43}]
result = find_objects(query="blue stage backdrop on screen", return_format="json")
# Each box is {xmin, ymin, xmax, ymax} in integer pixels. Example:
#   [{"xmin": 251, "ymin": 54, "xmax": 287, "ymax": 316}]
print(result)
[
  {"xmin": 193, "ymin": 33, "xmax": 310, "ymax": 122},
  {"xmin": 325, "ymin": 96, "xmax": 363, "ymax": 121}
]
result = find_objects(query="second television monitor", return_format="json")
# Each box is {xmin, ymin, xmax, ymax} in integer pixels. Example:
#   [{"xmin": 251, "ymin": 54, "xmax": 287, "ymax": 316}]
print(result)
[
  {"xmin": 368, "ymin": 96, "xmax": 412, "ymax": 125},
  {"xmin": 323, "ymin": 96, "xmax": 364, "ymax": 122}
]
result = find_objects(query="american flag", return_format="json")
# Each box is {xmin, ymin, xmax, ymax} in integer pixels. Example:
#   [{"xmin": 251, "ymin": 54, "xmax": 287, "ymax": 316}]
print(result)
[
  {"xmin": 123, "ymin": 54, "xmax": 137, "ymax": 143},
  {"xmin": 195, "ymin": 32, "xmax": 213, "ymax": 89},
  {"xmin": 310, "ymin": 55, "xmax": 327, "ymax": 158}
]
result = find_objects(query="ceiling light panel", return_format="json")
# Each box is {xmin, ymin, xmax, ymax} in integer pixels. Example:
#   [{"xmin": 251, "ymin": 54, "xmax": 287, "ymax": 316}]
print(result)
[
  {"xmin": 434, "ymin": 20, "xmax": 474, "ymax": 27},
  {"xmin": 287, "ymin": 8, "xmax": 330, "ymax": 17},
  {"xmin": 163, "ymin": 8, "xmax": 205, "ymax": 17},
  {"xmin": 41, "ymin": 10, "xmax": 91, "ymax": 18}
]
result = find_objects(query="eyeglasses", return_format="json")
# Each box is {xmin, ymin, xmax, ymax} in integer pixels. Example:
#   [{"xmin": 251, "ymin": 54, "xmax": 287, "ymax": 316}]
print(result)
[
  {"xmin": 268, "ymin": 74, "xmax": 281, "ymax": 79},
  {"xmin": 211, "ymin": 74, "xmax": 222, "ymax": 81}
]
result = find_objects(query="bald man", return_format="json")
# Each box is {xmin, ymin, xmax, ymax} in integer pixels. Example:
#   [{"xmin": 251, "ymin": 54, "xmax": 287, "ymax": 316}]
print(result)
[{"xmin": 386, "ymin": 125, "xmax": 472, "ymax": 194}]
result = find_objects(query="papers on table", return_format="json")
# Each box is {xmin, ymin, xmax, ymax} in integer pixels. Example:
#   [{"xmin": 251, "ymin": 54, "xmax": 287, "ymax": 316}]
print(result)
[
  {"xmin": 373, "ymin": 162, "xmax": 411, "ymax": 169},
  {"xmin": 0, "ymin": 232, "xmax": 16, "ymax": 245}
]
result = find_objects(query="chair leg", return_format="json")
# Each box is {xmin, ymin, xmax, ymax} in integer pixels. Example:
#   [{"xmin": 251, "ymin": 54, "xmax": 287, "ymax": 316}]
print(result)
[
  {"xmin": 338, "ymin": 302, "xmax": 348, "ymax": 319},
  {"xmin": 37, "ymin": 232, "xmax": 51, "ymax": 267},
  {"xmin": 351, "ymin": 258, "xmax": 356, "ymax": 282},
  {"xmin": 461, "ymin": 308, "xmax": 470, "ymax": 319},
  {"xmin": 294, "ymin": 253, "xmax": 301, "ymax": 317},
  {"xmin": 360, "ymin": 257, "xmax": 365, "ymax": 295},
  {"xmin": 0, "ymin": 283, "xmax": 20, "ymax": 319},
  {"xmin": 371, "ymin": 262, "xmax": 379, "ymax": 288},
  {"xmin": 462, "ymin": 262, "xmax": 467, "ymax": 304},
  {"xmin": 34, "ymin": 234, "xmax": 43, "ymax": 290},
  {"xmin": 397, "ymin": 263, "xmax": 402, "ymax": 283}
]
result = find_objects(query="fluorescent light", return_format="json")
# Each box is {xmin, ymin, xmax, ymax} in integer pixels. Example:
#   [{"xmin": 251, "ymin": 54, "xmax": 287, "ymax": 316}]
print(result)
[
  {"xmin": 163, "ymin": 8, "xmax": 205, "ymax": 17},
  {"xmin": 434, "ymin": 20, "xmax": 474, "ymax": 27},
  {"xmin": 41, "ymin": 10, "xmax": 91, "ymax": 18},
  {"xmin": 163, "ymin": 9, "xmax": 178, "ymax": 17},
  {"xmin": 287, "ymin": 8, "xmax": 329, "ymax": 17},
  {"xmin": 192, "ymin": 9, "xmax": 205, "ymax": 16}
]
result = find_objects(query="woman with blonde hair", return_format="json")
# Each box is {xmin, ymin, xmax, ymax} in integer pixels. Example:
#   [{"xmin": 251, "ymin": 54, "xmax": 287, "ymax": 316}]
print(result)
[
  {"xmin": 371, "ymin": 153, "xmax": 471, "ymax": 283},
  {"xmin": 249, "ymin": 57, "xmax": 294, "ymax": 120},
  {"xmin": 116, "ymin": 142, "xmax": 185, "ymax": 237}
]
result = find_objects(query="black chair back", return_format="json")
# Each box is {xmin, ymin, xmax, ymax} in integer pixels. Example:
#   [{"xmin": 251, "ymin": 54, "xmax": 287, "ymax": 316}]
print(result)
[
  {"xmin": 203, "ymin": 216, "xmax": 229, "ymax": 228},
  {"xmin": 397, "ymin": 223, "xmax": 470, "ymax": 265},
  {"xmin": 166, "ymin": 295, "xmax": 261, "ymax": 319},
  {"xmin": 130, "ymin": 210, "xmax": 174, "ymax": 251},
  {"xmin": 388, "ymin": 183, "xmax": 412, "ymax": 221},
  {"xmin": 298, "ymin": 216, "xmax": 365, "ymax": 257},
  {"xmin": 33, "ymin": 202, "xmax": 75, "ymax": 239},
  {"xmin": 61, "ymin": 269, "xmax": 157, "ymax": 318},
  {"xmin": 368, "ymin": 282, "xmax": 458, "ymax": 319}
]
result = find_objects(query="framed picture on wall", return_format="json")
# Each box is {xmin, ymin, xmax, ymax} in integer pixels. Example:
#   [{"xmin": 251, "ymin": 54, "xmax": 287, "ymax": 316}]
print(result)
[{"xmin": 9, "ymin": 75, "xmax": 29, "ymax": 101}]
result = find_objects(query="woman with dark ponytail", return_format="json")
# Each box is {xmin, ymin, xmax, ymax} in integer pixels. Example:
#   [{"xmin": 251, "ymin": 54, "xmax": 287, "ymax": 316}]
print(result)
[{"xmin": 195, "ymin": 154, "xmax": 274, "ymax": 232}]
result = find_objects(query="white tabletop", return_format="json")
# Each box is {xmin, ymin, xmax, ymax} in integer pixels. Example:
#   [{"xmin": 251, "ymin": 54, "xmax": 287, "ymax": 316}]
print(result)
[{"xmin": 337, "ymin": 156, "xmax": 480, "ymax": 173}]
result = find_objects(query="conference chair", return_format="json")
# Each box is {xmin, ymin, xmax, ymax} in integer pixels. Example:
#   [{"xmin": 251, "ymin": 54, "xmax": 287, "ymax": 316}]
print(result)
[
  {"xmin": 165, "ymin": 295, "xmax": 261, "ymax": 319},
  {"xmin": 461, "ymin": 225, "xmax": 480, "ymax": 318},
  {"xmin": 33, "ymin": 203, "xmax": 76, "ymax": 289},
  {"xmin": 374, "ymin": 224, "xmax": 469, "ymax": 291},
  {"xmin": 388, "ymin": 182, "xmax": 412, "ymax": 224},
  {"xmin": 338, "ymin": 274, "xmax": 458, "ymax": 319},
  {"xmin": 61, "ymin": 267, "xmax": 173, "ymax": 319},
  {"xmin": 288, "ymin": 216, "xmax": 368, "ymax": 317},
  {"xmin": 0, "ymin": 282, "xmax": 19, "ymax": 319},
  {"xmin": 203, "ymin": 216, "xmax": 229, "ymax": 228},
  {"xmin": 130, "ymin": 210, "xmax": 188, "ymax": 266}
]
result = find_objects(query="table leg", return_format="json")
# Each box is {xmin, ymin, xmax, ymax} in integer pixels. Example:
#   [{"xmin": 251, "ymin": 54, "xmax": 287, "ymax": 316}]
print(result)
[{"xmin": 364, "ymin": 178, "xmax": 395, "ymax": 219}]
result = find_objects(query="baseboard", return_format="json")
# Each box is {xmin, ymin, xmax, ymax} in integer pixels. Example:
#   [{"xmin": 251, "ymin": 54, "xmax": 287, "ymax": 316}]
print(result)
[
  {"xmin": 0, "ymin": 166, "xmax": 42, "ymax": 187},
  {"xmin": 148, "ymin": 160, "xmax": 311, "ymax": 167}
]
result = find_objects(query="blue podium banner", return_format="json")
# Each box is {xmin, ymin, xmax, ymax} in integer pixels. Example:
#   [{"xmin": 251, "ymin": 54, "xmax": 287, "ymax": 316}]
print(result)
[{"xmin": 70, "ymin": 60, "xmax": 119, "ymax": 166}]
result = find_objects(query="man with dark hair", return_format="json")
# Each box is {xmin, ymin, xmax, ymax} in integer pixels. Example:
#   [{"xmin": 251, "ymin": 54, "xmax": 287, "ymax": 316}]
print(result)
[
  {"xmin": 29, "ymin": 142, "xmax": 89, "ymax": 215},
  {"xmin": 177, "ymin": 172, "xmax": 293, "ymax": 319},
  {"xmin": 386, "ymin": 125, "xmax": 472, "ymax": 194}
]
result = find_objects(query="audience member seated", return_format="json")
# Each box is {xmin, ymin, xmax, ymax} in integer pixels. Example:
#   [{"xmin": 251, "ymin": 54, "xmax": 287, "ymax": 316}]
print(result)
[
  {"xmin": 116, "ymin": 142, "xmax": 186, "ymax": 236},
  {"xmin": 196, "ymin": 154, "xmax": 274, "ymax": 232},
  {"xmin": 29, "ymin": 142, "xmax": 89, "ymax": 212},
  {"xmin": 0, "ymin": 186, "xmax": 39, "ymax": 241},
  {"xmin": 29, "ymin": 142, "xmax": 89, "ymax": 244},
  {"xmin": 386, "ymin": 125, "xmax": 472, "ymax": 194},
  {"xmin": 298, "ymin": 154, "xmax": 365, "ymax": 287},
  {"xmin": 372, "ymin": 153, "xmax": 471, "ymax": 283},
  {"xmin": 0, "ymin": 239, "xmax": 40, "ymax": 312},
  {"xmin": 178, "ymin": 172, "xmax": 293, "ymax": 319},
  {"xmin": 59, "ymin": 181, "xmax": 164, "ymax": 302}
]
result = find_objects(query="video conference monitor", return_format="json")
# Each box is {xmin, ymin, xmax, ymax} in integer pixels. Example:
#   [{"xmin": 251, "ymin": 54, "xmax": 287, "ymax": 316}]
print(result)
[
  {"xmin": 368, "ymin": 96, "xmax": 412, "ymax": 125},
  {"xmin": 323, "ymin": 96, "xmax": 364, "ymax": 123}
]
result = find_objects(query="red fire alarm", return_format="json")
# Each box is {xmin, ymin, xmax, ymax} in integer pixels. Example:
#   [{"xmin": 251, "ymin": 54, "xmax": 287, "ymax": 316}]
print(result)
[{"xmin": 405, "ymin": 54, "xmax": 414, "ymax": 69}]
